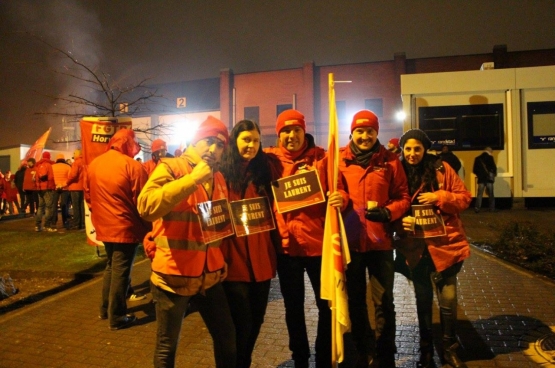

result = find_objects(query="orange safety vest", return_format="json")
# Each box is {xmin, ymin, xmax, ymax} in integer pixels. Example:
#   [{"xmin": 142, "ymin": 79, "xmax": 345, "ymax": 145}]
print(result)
[{"xmin": 149, "ymin": 158, "xmax": 228, "ymax": 277}]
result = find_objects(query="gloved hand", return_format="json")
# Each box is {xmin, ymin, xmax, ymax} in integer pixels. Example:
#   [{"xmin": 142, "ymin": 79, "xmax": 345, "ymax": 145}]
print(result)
[{"xmin": 365, "ymin": 207, "xmax": 391, "ymax": 222}]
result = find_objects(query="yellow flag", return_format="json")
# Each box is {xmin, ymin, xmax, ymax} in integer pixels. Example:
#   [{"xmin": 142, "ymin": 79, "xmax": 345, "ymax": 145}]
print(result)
[{"xmin": 320, "ymin": 73, "xmax": 351, "ymax": 365}]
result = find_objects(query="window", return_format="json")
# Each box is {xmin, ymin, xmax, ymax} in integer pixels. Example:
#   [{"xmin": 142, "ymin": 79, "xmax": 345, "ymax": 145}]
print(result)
[
  {"xmin": 418, "ymin": 104, "xmax": 504, "ymax": 150},
  {"xmin": 244, "ymin": 106, "xmax": 259, "ymax": 124},
  {"xmin": 527, "ymin": 101, "xmax": 555, "ymax": 149},
  {"xmin": 336, "ymin": 100, "xmax": 347, "ymax": 125},
  {"xmin": 276, "ymin": 104, "xmax": 293, "ymax": 116},
  {"xmin": 365, "ymin": 99, "xmax": 383, "ymax": 117}
]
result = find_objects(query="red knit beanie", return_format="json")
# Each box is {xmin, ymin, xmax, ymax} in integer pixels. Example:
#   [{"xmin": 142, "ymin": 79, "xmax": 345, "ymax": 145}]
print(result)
[
  {"xmin": 351, "ymin": 110, "xmax": 379, "ymax": 134},
  {"xmin": 276, "ymin": 109, "xmax": 306, "ymax": 134},
  {"xmin": 191, "ymin": 116, "xmax": 229, "ymax": 146},
  {"xmin": 42, "ymin": 152, "xmax": 51, "ymax": 160},
  {"xmin": 388, "ymin": 138, "xmax": 400, "ymax": 149},
  {"xmin": 151, "ymin": 139, "xmax": 167, "ymax": 152}
]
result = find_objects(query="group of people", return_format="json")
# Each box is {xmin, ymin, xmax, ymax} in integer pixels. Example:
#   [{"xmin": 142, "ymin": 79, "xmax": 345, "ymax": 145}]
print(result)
[
  {"xmin": 0, "ymin": 151, "xmax": 86, "ymax": 231},
  {"xmin": 84, "ymin": 108, "xmax": 485, "ymax": 368}
]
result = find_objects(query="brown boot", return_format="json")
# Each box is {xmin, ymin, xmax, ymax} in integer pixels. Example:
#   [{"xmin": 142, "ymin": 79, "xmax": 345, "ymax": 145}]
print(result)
[
  {"xmin": 442, "ymin": 341, "xmax": 467, "ymax": 368},
  {"xmin": 416, "ymin": 341, "xmax": 434, "ymax": 368}
]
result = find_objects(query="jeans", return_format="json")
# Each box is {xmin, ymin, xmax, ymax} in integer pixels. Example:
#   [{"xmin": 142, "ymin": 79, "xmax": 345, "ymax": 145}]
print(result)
[
  {"xmin": 223, "ymin": 280, "xmax": 271, "ymax": 368},
  {"xmin": 35, "ymin": 190, "xmax": 54, "ymax": 228},
  {"xmin": 151, "ymin": 282, "xmax": 236, "ymax": 368},
  {"xmin": 70, "ymin": 191, "xmax": 85, "ymax": 229},
  {"xmin": 276, "ymin": 254, "xmax": 331, "ymax": 368},
  {"xmin": 346, "ymin": 250, "xmax": 396, "ymax": 358},
  {"xmin": 100, "ymin": 242, "xmax": 138, "ymax": 325},
  {"xmin": 411, "ymin": 252, "xmax": 462, "ymax": 345},
  {"xmin": 51, "ymin": 190, "xmax": 70, "ymax": 226},
  {"xmin": 475, "ymin": 182, "xmax": 495, "ymax": 210}
]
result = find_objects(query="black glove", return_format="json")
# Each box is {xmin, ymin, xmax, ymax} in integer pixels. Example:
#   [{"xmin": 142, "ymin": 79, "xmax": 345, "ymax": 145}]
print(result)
[{"xmin": 365, "ymin": 207, "xmax": 391, "ymax": 223}]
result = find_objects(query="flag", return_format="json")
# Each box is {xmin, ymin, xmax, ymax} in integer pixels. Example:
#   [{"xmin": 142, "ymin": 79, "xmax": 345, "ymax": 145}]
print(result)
[
  {"xmin": 23, "ymin": 128, "xmax": 51, "ymax": 161},
  {"xmin": 320, "ymin": 73, "xmax": 351, "ymax": 365}
]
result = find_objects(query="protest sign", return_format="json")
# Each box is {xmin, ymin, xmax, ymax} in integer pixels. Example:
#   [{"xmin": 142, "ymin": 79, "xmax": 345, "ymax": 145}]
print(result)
[
  {"xmin": 409, "ymin": 204, "xmax": 446, "ymax": 238},
  {"xmin": 229, "ymin": 197, "xmax": 275, "ymax": 237},
  {"xmin": 196, "ymin": 198, "xmax": 234, "ymax": 243},
  {"xmin": 271, "ymin": 170, "xmax": 325, "ymax": 213}
]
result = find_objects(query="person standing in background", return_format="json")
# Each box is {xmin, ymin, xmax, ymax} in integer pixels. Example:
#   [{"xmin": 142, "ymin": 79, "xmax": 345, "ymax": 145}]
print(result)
[
  {"xmin": 472, "ymin": 147, "xmax": 497, "ymax": 213},
  {"xmin": 51, "ymin": 154, "xmax": 71, "ymax": 229},
  {"xmin": 34, "ymin": 152, "xmax": 56, "ymax": 232},
  {"xmin": 23, "ymin": 158, "xmax": 39, "ymax": 217},
  {"xmin": 85, "ymin": 129, "xmax": 151, "ymax": 331},
  {"xmin": 67, "ymin": 149, "xmax": 85, "ymax": 230},
  {"xmin": 14, "ymin": 161, "xmax": 27, "ymax": 216},
  {"xmin": 143, "ymin": 138, "xmax": 168, "ymax": 176}
]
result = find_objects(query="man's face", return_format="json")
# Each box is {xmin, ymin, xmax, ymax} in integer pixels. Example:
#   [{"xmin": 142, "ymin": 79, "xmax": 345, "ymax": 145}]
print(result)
[
  {"xmin": 27, "ymin": 161, "xmax": 35, "ymax": 168},
  {"xmin": 278, "ymin": 126, "xmax": 305, "ymax": 152},
  {"xmin": 237, "ymin": 129, "xmax": 260, "ymax": 161},
  {"xmin": 403, "ymin": 138, "xmax": 425, "ymax": 165},
  {"xmin": 351, "ymin": 127, "xmax": 378, "ymax": 151},
  {"xmin": 192, "ymin": 137, "xmax": 225, "ymax": 167}
]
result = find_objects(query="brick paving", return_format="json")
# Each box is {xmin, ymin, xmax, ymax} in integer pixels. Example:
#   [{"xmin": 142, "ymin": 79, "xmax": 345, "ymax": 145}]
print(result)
[{"xmin": 1, "ymin": 208, "xmax": 555, "ymax": 367}]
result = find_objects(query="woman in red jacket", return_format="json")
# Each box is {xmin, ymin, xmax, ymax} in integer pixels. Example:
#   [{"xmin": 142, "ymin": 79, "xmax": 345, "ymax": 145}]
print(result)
[
  {"xmin": 219, "ymin": 120, "xmax": 277, "ymax": 368},
  {"xmin": 397, "ymin": 129, "xmax": 471, "ymax": 368}
]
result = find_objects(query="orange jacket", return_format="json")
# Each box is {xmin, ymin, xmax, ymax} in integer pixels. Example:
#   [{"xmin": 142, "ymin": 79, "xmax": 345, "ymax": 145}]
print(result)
[
  {"xmin": 67, "ymin": 156, "xmax": 85, "ymax": 191},
  {"xmin": 139, "ymin": 156, "xmax": 228, "ymax": 277},
  {"xmin": 339, "ymin": 143, "xmax": 411, "ymax": 252},
  {"xmin": 264, "ymin": 135, "xmax": 348, "ymax": 257},
  {"xmin": 34, "ymin": 158, "xmax": 55, "ymax": 190},
  {"xmin": 85, "ymin": 149, "xmax": 151, "ymax": 244},
  {"xmin": 220, "ymin": 179, "xmax": 277, "ymax": 282},
  {"xmin": 52, "ymin": 160, "xmax": 71, "ymax": 189},
  {"xmin": 142, "ymin": 159, "xmax": 158, "ymax": 177}
]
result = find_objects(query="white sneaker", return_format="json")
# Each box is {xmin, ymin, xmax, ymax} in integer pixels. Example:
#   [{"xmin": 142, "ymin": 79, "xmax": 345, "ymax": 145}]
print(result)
[{"xmin": 128, "ymin": 294, "xmax": 146, "ymax": 301}]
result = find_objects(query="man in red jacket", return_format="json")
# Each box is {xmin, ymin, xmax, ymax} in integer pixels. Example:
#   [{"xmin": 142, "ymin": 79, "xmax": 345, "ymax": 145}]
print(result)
[
  {"xmin": 34, "ymin": 152, "xmax": 56, "ymax": 232},
  {"xmin": 264, "ymin": 109, "xmax": 347, "ymax": 368},
  {"xmin": 339, "ymin": 110, "xmax": 410, "ymax": 367},
  {"xmin": 85, "ymin": 128, "xmax": 151, "ymax": 330},
  {"xmin": 66, "ymin": 149, "xmax": 85, "ymax": 230},
  {"xmin": 138, "ymin": 116, "xmax": 236, "ymax": 368}
]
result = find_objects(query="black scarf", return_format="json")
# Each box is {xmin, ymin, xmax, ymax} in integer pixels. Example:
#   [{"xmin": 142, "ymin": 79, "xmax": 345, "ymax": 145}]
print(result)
[{"xmin": 347, "ymin": 139, "xmax": 381, "ymax": 167}]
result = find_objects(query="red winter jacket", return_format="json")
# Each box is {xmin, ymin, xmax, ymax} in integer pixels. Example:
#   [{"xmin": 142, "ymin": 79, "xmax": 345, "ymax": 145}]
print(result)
[
  {"xmin": 67, "ymin": 155, "xmax": 85, "ymax": 191},
  {"xmin": 403, "ymin": 161, "xmax": 472, "ymax": 272},
  {"xmin": 264, "ymin": 135, "xmax": 348, "ymax": 257},
  {"xmin": 339, "ymin": 143, "xmax": 411, "ymax": 252},
  {"xmin": 220, "ymin": 179, "xmax": 277, "ymax": 282},
  {"xmin": 34, "ymin": 158, "xmax": 55, "ymax": 190},
  {"xmin": 85, "ymin": 142, "xmax": 150, "ymax": 244}
]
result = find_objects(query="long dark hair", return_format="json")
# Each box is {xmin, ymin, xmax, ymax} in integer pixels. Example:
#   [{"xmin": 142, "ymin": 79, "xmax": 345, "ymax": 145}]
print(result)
[
  {"xmin": 219, "ymin": 120, "xmax": 272, "ymax": 194},
  {"xmin": 401, "ymin": 153, "xmax": 441, "ymax": 199}
]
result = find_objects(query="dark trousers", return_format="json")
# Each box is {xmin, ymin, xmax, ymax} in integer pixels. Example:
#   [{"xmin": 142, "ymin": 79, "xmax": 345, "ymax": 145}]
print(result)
[
  {"xmin": 277, "ymin": 254, "xmax": 331, "ymax": 368},
  {"xmin": 151, "ymin": 282, "xmax": 236, "ymax": 368},
  {"xmin": 411, "ymin": 252, "xmax": 462, "ymax": 345},
  {"xmin": 346, "ymin": 250, "xmax": 396, "ymax": 357},
  {"xmin": 35, "ymin": 190, "xmax": 54, "ymax": 228},
  {"xmin": 70, "ymin": 191, "xmax": 85, "ymax": 229},
  {"xmin": 51, "ymin": 190, "xmax": 70, "ymax": 226},
  {"xmin": 100, "ymin": 242, "xmax": 137, "ymax": 325},
  {"xmin": 223, "ymin": 280, "xmax": 271, "ymax": 368},
  {"xmin": 24, "ymin": 191, "xmax": 38, "ymax": 215}
]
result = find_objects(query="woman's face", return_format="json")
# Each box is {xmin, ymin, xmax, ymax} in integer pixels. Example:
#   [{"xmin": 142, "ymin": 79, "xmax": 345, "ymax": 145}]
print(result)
[
  {"xmin": 351, "ymin": 127, "xmax": 378, "ymax": 151},
  {"xmin": 279, "ymin": 126, "xmax": 305, "ymax": 152},
  {"xmin": 403, "ymin": 138, "xmax": 425, "ymax": 165},
  {"xmin": 236, "ymin": 129, "xmax": 260, "ymax": 161}
]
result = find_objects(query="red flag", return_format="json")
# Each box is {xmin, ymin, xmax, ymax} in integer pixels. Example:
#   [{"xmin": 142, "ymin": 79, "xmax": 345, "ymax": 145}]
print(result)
[
  {"xmin": 23, "ymin": 128, "xmax": 51, "ymax": 162},
  {"xmin": 320, "ymin": 73, "xmax": 351, "ymax": 365}
]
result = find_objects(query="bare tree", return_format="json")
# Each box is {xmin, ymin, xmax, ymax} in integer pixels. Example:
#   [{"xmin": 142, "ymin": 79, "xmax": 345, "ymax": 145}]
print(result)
[{"xmin": 29, "ymin": 33, "xmax": 173, "ymax": 150}]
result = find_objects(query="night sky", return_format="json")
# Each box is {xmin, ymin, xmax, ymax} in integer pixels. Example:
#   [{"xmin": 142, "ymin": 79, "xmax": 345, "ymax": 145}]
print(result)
[{"xmin": 1, "ymin": 0, "xmax": 555, "ymax": 148}]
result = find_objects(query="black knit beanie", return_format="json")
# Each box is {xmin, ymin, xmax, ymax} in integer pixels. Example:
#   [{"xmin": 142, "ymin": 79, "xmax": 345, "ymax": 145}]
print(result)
[{"xmin": 399, "ymin": 129, "xmax": 432, "ymax": 150}]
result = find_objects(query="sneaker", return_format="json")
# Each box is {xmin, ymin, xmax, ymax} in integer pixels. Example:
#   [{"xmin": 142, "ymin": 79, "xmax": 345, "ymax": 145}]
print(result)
[
  {"xmin": 110, "ymin": 314, "xmax": 137, "ymax": 331},
  {"xmin": 128, "ymin": 293, "xmax": 147, "ymax": 302},
  {"xmin": 35, "ymin": 226, "xmax": 42, "ymax": 232},
  {"xmin": 46, "ymin": 227, "xmax": 58, "ymax": 232}
]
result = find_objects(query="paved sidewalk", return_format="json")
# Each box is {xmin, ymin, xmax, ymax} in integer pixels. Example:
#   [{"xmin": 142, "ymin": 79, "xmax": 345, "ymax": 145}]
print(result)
[{"xmin": 1, "ymin": 208, "xmax": 555, "ymax": 367}]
